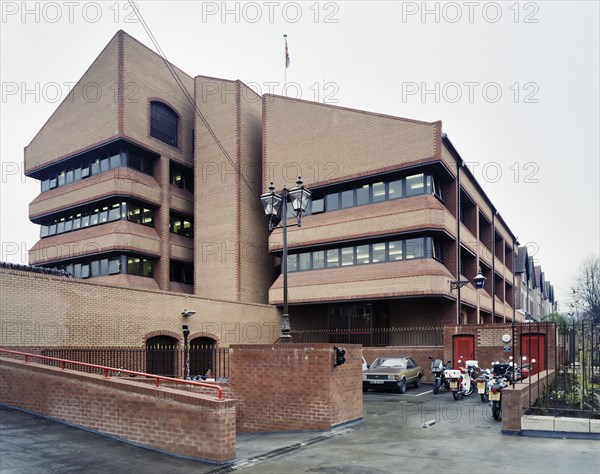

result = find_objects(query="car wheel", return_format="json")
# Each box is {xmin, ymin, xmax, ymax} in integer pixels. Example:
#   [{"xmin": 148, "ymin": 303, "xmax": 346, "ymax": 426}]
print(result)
[
  {"xmin": 398, "ymin": 379, "xmax": 407, "ymax": 394},
  {"xmin": 414, "ymin": 374, "xmax": 422, "ymax": 389},
  {"xmin": 432, "ymin": 378, "xmax": 441, "ymax": 394},
  {"xmin": 363, "ymin": 385, "xmax": 369, "ymax": 393}
]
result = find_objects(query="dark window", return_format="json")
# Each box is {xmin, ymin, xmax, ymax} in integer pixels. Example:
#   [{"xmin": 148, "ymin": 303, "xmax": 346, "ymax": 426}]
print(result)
[
  {"xmin": 341, "ymin": 190, "xmax": 354, "ymax": 208},
  {"xmin": 170, "ymin": 261, "xmax": 194, "ymax": 284},
  {"xmin": 170, "ymin": 214, "xmax": 193, "ymax": 237},
  {"xmin": 170, "ymin": 162, "xmax": 194, "ymax": 192},
  {"xmin": 326, "ymin": 193, "xmax": 339, "ymax": 211},
  {"xmin": 150, "ymin": 101, "xmax": 178, "ymax": 147}
]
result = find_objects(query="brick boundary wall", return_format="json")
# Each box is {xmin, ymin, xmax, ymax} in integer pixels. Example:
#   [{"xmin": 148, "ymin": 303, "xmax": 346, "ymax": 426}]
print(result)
[
  {"xmin": 227, "ymin": 344, "xmax": 363, "ymax": 433},
  {"xmin": 0, "ymin": 357, "xmax": 236, "ymax": 462},
  {"xmin": 501, "ymin": 369, "xmax": 555, "ymax": 433}
]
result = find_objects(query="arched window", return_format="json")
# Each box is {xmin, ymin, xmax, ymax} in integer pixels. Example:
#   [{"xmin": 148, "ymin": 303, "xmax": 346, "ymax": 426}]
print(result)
[{"xmin": 150, "ymin": 101, "xmax": 178, "ymax": 147}]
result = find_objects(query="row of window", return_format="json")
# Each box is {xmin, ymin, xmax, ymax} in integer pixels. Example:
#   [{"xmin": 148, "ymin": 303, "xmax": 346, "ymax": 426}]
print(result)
[
  {"xmin": 286, "ymin": 237, "xmax": 441, "ymax": 272},
  {"xmin": 39, "ymin": 201, "xmax": 154, "ymax": 238},
  {"xmin": 44, "ymin": 255, "xmax": 154, "ymax": 279},
  {"xmin": 302, "ymin": 173, "xmax": 442, "ymax": 216},
  {"xmin": 44, "ymin": 254, "xmax": 194, "ymax": 284},
  {"xmin": 40, "ymin": 145, "xmax": 155, "ymax": 193}
]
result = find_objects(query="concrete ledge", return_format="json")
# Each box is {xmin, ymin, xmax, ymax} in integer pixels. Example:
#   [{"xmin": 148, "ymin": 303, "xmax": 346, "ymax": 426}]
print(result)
[{"xmin": 521, "ymin": 415, "xmax": 600, "ymax": 435}]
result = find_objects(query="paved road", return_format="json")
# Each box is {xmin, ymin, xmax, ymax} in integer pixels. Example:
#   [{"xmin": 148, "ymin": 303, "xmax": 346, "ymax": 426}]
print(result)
[{"xmin": 1, "ymin": 387, "xmax": 599, "ymax": 473}]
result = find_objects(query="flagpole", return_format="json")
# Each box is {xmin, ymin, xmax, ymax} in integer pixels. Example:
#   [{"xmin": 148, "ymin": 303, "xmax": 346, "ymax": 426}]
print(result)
[{"xmin": 283, "ymin": 34, "xmax": 288, "ymax": 90}]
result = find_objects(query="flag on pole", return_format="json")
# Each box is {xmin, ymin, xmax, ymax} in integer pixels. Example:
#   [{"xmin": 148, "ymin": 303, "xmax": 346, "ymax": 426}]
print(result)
[{"xmin": 284, "ymin": 34, "xmax": 290, "ymax": 68}]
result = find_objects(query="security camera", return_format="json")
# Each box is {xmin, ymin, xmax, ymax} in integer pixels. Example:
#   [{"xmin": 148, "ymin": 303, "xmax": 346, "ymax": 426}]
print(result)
[{"xmin": 182, "ymin": 309, "xmax": 196, "ymax": 317}]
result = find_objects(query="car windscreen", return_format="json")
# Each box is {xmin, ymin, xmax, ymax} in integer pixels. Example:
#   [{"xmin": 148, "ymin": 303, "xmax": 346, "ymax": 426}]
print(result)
[{"xmin": 371, "ymin": 358, "xmax": 406, "ymax": 369}]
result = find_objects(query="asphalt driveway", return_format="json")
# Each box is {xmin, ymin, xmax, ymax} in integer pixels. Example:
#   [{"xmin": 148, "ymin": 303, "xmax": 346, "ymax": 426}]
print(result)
[{"xmin": 1, "ymin": 387, "xmax": 598, "ymax": 473}]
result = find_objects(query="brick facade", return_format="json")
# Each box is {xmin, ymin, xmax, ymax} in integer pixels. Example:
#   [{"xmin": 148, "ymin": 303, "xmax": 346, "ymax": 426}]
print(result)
[{"xmin": 0, "ymin": 267, "xmax": 280, "ymax": 348}]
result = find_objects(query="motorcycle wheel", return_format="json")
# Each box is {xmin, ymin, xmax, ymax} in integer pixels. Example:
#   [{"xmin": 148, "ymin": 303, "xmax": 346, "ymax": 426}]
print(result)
[
  {"xmin": 480, "ymin": 393, "xmax": 488, "ymax": 402},
  {"xmin": 465, "ymin": 383, "xmax": 475, "ymax": 397},
  {"xmin": 492, "ymin": 401, "xmax": 502, "ymax": 421},
  {"xmin": 452, "ymin": 390, "xmax": 460, "ymax": 400},
  {"xmin": 433, "ymin": 378, "xmax": 441, "ymax": 394}
]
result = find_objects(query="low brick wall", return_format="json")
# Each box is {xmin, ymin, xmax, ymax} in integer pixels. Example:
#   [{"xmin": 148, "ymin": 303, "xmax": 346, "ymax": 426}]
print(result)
[
  {"xmin": 501, "ymin": 369, "xmax": 555, "ymax": 433},
  {"xmin": 228, "ymin": 344, "xmax": 363, "ymax": 432},
  {"xmin": 0, "ymin": 357, "xmax": 236, "ymax": 462}
]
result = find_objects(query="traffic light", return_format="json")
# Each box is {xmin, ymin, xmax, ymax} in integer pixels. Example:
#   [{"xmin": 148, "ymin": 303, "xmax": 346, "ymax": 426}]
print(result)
[{"xmin": 334, "ymin": 347, "xmax": 346, "ymax": 367}]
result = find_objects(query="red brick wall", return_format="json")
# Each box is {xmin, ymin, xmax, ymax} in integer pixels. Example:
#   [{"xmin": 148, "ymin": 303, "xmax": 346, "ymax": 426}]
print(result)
[
  {"xmin": 443, "ymin": 323, "xmax": 557, "ymax": 371},
  {"xmin": 502, "ymin": 370, "xmax": 555, "ymax": 432},
  {"xmin": 228, "ymin": 344, "xmax": 362, "ymax": 432},
  {"xmin": 0, "ymin": 357, "xmax": 235, "ymax": 462}
]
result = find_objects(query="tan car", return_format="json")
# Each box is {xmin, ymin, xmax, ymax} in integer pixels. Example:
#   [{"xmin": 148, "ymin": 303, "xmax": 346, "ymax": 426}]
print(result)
[{"xmin": 362, "ymin": 356, "xmax": 423, "ymax": 394}]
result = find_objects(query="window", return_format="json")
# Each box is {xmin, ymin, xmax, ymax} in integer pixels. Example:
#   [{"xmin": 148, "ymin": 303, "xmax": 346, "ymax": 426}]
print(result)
[
  {"xmin": 356, "ymin": 185, "xmax": 370, "ymax": 205},
  {"xmin": 326, "ymin": 249, "xmax": 340, "ymax": 268},
  {"xmin": 299, "ymin": 253, "xmax": 311, "ymax": 271},
  {"xmin": 170, "ymin": 213, "xmax": 193, "ymax": 237},
  {"xmin": 312, "ymin": 250, "xmax": 325, "ymax": 269},
  {"xmin": 341, "ymin": 247, "xmax": 354, "ymax": 266},
  {"xmin": 128, "ymin": 257, "xmax": 154, "ymax": 277},
  {"xmin": 372, "ymin": 182, "xmax": 386, "ymax": 202},
  {"xmin": 150, "ymin": 101, "xmax": 178, "ymax": 147},
  {"xmin": 170, "ymin": 162, "xmax": 194, "ymax": 192},
  {"xmin": 388, "ymin": 241, "xmax": 403, "ymax": 261},
  {"xmin": 406, "ymin": 238, "xmax": 424, "ymax": 259},
  {"xmin": 406, "ymin": 173, "xmax": 425, "ymax": 197},
  {"xmin": 356, "ymin": 245, "xmax": 370, "ymax": 265},
  {"xmin": 341, "ymin": 190, "xmax": 354, "ymax": 208},
  {"xmin": 170, "ymin": 261, "xmax": 194, "ymax": 284},
  {"xmin": 326, "ymin": 193, "xmax": 339, "ymax": 211},
  {"xmin": 372, "ymin": 243, "xmax": 386, "ymax": 263},
  {"xmin": 388, "ymin": 179, "xmax": 402, "ymax": 199},
  {"xmin": 287, "ymin": 254, "xmax": 298, "ymax": 272}
]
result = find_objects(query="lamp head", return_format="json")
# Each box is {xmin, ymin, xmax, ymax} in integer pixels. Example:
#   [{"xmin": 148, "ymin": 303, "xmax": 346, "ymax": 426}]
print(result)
[{"xmin": 182, "ymin": 309, "xmax": 196, "ymax": 318}]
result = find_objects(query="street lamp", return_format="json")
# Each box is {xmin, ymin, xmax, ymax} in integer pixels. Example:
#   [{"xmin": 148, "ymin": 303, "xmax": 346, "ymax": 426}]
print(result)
[
  {"xmin": 182, "ymin": 324, "xmax": 190, "ymax": 379},
  {"xmin": 450, "ymin": 269, "xmax": 486, "ymax": 325},
  {"xmin": 261, "ymin": 177, "xmax": 312, "ymax": 343},
  {"xmin": 450, "ymin": 269, "xmax": 486, "ymax": 291}
]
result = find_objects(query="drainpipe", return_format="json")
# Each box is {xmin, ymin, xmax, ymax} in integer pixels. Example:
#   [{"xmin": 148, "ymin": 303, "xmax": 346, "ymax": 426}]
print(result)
[
  {"xmin": 492, "ymin": 210, "xmax": 496, "ymax": 323},
  {"xmin": 457, "ymin": 159, "xmax": 462, "ymax": 325}
]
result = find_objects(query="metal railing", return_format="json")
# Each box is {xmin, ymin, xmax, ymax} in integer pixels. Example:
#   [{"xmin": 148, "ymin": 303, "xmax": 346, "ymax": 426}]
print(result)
[
  {"xmin": 37, "ymin": 346, "xmax": 229, "ymax": 379},
  {"xmin": 291, "ymin": 326, "xmax": 444, "ymax": 346},
  {"xmin": 0, "ymin": 348, "xmax": 224, "ymax": 400}
]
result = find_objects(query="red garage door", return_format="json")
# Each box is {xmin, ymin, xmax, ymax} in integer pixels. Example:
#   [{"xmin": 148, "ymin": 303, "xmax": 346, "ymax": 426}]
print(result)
[{"xmin": 453, "ymin": 335, "xmax": 474, "ymax": 369}]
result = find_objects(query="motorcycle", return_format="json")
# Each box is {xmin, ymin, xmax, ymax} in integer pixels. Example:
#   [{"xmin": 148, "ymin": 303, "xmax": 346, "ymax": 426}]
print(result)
[
  {"xmin": 429, "ymin": 356, "xmax": 451, "ymax": 394},
  {"xmin": 445, "ymin": 359, "xmax": 478, "ymax": 400},
  {"xmin": 489, "ymin": 373, "xmax": 508, "ymax": 421},
  {"xmin": 475, "ymin": 368, "xmax": 493, "ymax": 402}
]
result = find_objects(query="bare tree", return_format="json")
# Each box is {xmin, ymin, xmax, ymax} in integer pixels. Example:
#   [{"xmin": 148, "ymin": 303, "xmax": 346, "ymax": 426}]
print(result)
[{"xmin": 573, "ymin": 255, "xmax": 600, "ymax": 324}]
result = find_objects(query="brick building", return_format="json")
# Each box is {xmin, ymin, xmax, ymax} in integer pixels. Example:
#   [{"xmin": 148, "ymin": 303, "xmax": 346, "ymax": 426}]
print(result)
[{"xmin": 21, "ymin": 30, "xmax": 555, "ymax": 335}]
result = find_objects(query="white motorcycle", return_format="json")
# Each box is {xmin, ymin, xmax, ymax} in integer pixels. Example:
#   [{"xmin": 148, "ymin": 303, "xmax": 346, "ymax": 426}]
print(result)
[{"xmin": 444, "ymin": 359, "xmax": 478, "ymax": 400}]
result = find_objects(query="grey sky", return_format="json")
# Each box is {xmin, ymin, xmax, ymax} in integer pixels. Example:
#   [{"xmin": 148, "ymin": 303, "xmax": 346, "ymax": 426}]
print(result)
[{"xmin": 1, "ymin": 1, "xmax": 598, "ymax": 312}]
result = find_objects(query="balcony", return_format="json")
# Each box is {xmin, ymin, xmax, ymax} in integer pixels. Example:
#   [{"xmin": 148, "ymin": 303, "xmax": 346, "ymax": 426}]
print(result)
[
  {"xmin": 29, "ymin": 220, "xmax": 160, "ymax": 265},
  {"xmin": 269, "ymin": 194, "xmax": 454, "ymax": 252},
  {"xmin": 269, "ymin": 258, "xmax": 455, "ymax": 305},
  {"xmin": 29, "ymin": 169, "xmax": 160, "ymax": 220}
]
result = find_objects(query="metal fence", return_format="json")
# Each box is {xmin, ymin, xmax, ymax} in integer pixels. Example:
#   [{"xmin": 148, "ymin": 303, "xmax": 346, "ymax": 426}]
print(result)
[
  {"xmin": 291, "ymin": 326, "xmax": 444, "ymax": 347},
  {"xmin": 525, "ymin": 321, "xmax": 600, "ymax": 418},
  {"xmin": 39, "ymin": 346, "xmax": 229, "ymax": 379}
]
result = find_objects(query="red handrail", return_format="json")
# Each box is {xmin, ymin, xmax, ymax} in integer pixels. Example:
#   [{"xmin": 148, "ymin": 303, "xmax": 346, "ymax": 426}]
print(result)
[{"xmin": 0, "ymin": 348, "xmax": 223, "ymax": 400}]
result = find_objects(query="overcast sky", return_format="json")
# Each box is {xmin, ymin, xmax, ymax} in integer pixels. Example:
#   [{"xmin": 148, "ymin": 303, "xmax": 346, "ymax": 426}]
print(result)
[{"xmin": 1, "ymin": 1, "xmax": 598, "ymax": 311}]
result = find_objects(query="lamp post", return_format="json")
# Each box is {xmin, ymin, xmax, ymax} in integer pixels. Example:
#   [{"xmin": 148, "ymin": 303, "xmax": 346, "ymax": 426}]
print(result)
[
  {"xmin": 182, "ymin": 324, "xmax": 190, "ymax": 379},
  {"xmin": 450, "ymin": 269, "xmax": 486, "ymax": 325},
  {"xmin": 261, "ymin": 177, "xmax": 312, "ymax": 343}
]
